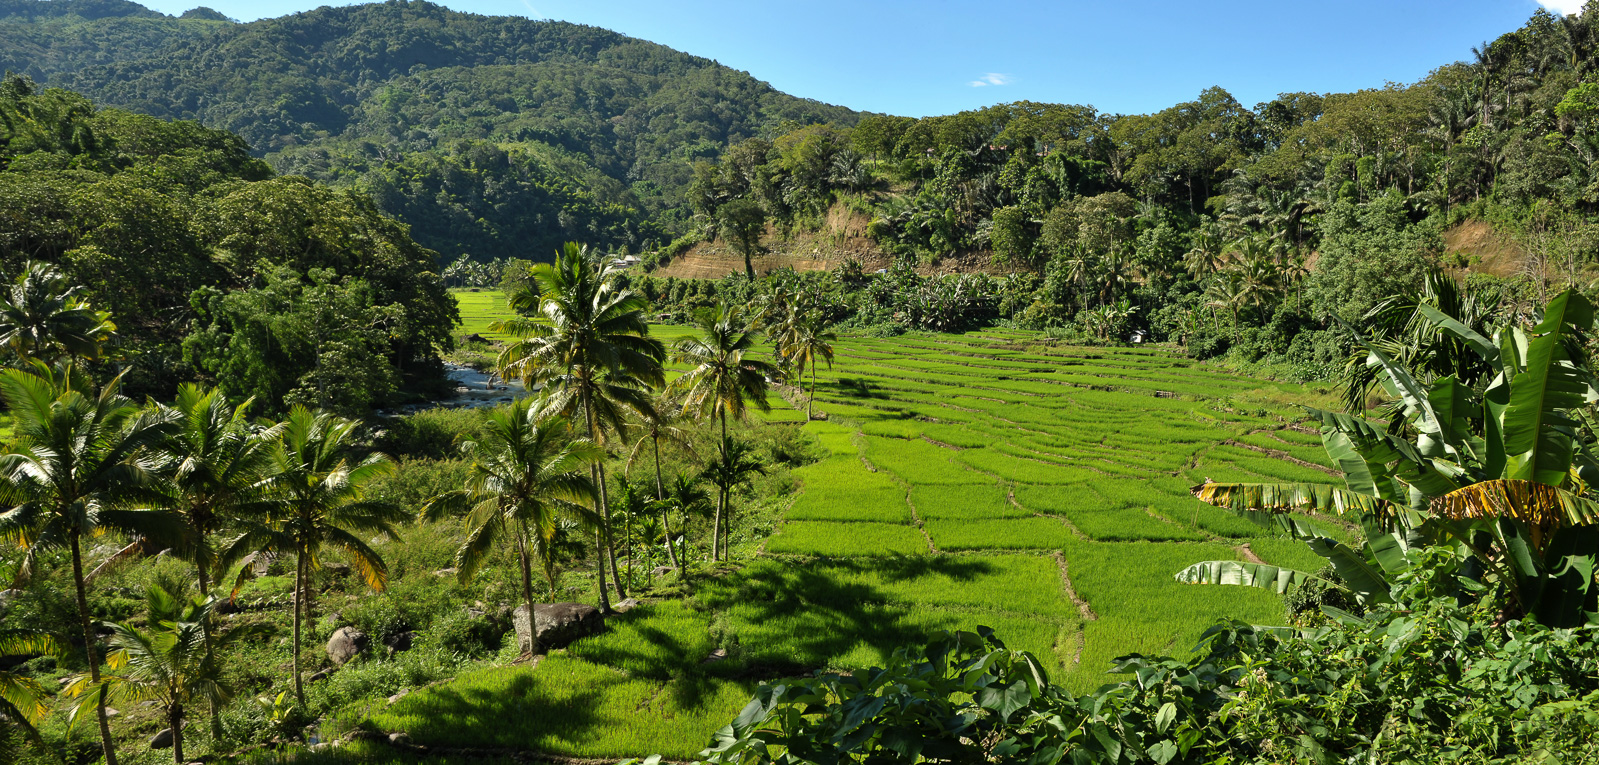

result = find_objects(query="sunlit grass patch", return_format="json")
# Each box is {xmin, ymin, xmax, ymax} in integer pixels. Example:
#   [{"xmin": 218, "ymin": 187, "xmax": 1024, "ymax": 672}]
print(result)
[
  {"xmin": 766, "ymin": 521, "xmax": 928, "ymax": 556},
  {"xmin": 924, "ymin": 517, "xmax": 1075, "ymax": 551},
  {"xmin": 956, "ymin": 448, "xmax": 1099, "ymax": 484},
  {"xmin": 865, "ymin": 436, "xmax": 989, "ymax": 484},
  {"xmin": 911, "ymin": 483, "xmax": 1029, "ymax": 520},
  {"xmin": 451, "ymin": 289, "xmax": 514, "ymax": 339},
  {"xmin": 1057, "ymin": 538, "xmax": 1288, "ymax": 694}
]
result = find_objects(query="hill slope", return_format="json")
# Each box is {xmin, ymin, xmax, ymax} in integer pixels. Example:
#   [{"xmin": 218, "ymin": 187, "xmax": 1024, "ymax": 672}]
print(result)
[{"xmin": 0, "ymin": 0, "xmax": 862, "ymax": 260}]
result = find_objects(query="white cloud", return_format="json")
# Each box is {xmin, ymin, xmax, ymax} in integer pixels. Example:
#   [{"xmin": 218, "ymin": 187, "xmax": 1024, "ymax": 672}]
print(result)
[
  {"xmin": 1538, "ymin": 0, "xmax": 1584, "ymax": 16},
  {"xmin": 969, "ymin": 73, "xmax": 1012, "ymax": 87}
]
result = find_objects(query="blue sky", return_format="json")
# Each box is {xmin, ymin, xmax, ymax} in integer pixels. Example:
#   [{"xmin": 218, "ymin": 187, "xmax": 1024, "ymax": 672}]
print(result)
[{"xmin": 136, "ymin": 0, "xmax": 1573, "ymax": 117}]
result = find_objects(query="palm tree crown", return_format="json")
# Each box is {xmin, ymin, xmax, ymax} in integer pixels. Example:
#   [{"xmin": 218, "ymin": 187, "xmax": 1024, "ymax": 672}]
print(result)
[
  {"xmin": 158, "ymin": 384, "xmax": 279, "ymax": 596},
  {"xmin": 0, "ymin": 262, "xmax": 116, "ymax": 363}
]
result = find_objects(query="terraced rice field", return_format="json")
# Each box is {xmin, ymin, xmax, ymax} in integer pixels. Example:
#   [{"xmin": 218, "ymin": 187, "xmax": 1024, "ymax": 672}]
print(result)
[
  {"xmin": 381, "ymin": 313, "xmax": 1348, "ymax": 758},
  {"xmin": 766, "ymin": 329, "xmax": 1346, "ymax": 692}
]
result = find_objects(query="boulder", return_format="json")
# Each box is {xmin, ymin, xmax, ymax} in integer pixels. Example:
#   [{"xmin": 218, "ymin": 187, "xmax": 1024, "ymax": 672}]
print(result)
[
  {"xmin": 612, "ymin": 598, "xmax": 642, "ymax": 614},
  {"xmin": 512, "ymin": 603, "xmax": 604, "ymax": 653},
  {"xmin": 388, "ymin": 732, "xmax": 412, "ymax": 746},
  {"xmin": 326, "ymin": 627, "xmax": 367, "ymax": 665},
  {"xmin": 383, "ymin": 631, "xmax": 414, "ymax": 655},
  {"xmin": 150, "ymin": 728, "xmax": 173, "ymax": 749}
]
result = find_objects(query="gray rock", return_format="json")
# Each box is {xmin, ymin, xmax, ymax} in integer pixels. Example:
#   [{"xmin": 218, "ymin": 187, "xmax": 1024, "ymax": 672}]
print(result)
[
  {"xmin": 388, "ymin": 732, "xmax": 411, "ymax": 745},
  {"xmin": 150, "ymin": 728, "xmax": 173, "ymax": 749},
  {"xmin": 0, "ymin": 588, "xmax": 20, "ymax": 611},
  {"xmin": 383, "ymin": 631, "xmax": 414, "ymax": 655},
  {"xmin": 512, "ymin": 602, "xmax": 605, "ymax": 654},
  {"xmin": 432, "ymin": 567, "xmax": 458, "ymax": 578},
  {"xmin": 387, "ymin": 689, "xmax": 409, "ymax": 705},
  {"xmin": 326, "ymin": 627, "xmax": 367, "ymax": 665},
  {"xmin": 612, "ymin": 598, "xmax": 642, "ymax": 613},
  {"xmin": 307, "ymin": 669, "xmax": 332, "ymax": 683}
]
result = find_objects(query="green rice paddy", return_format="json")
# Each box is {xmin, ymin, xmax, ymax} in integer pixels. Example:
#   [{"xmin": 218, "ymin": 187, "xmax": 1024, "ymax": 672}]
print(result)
[{"xmin": 375, "ymin": 309, "xmax": 1347, "ymax": 759}]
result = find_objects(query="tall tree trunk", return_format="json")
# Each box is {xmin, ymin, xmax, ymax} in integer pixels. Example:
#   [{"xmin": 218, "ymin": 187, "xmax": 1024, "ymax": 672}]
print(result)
[
  {"xmin": 169, "ymin": 702, "xmax": 184, "ymax": 765},
  {"xmin": 714, "ymin": 410, "xmax": 728, "ymax": 561},
  {"xmin": 654, "ymin": 434, "xmax": 680, "ymax": 569},
  {"xmin": 807, "ymin": 356, "xmax": 816, "ymax": 420},
  {"xmin": 71, "ymin": 533, "xmax": 120, "ymax": 765},
  {"xmin": 517, "ymin": 520, "xmax": 539, "ymax": 655},
  {"xmin": 579, "ymin": 386, "xmax": 614, "ymax": 612},
  {"xmin": 597, "ymin": 461, "xmax": 626, "ymax": 601},
  {"xmin": 744, "ymin": 251, "xmax": 755, "ymax": 281},
  {"xmin": 292, "ymin": 544, "xmax": 305, "ymax": 707}
]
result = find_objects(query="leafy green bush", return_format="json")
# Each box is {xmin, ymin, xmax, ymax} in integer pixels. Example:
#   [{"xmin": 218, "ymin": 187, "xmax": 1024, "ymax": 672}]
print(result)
[{"xmin": 425, "ymin": 609, "xmax": 507, "ymax": 657}]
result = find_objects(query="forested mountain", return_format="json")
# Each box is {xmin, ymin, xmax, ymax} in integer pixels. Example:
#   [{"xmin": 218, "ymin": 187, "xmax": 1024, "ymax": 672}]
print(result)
[{"xmin": 0, "ymin": 0, "xmax": 861, "ymax": 260}]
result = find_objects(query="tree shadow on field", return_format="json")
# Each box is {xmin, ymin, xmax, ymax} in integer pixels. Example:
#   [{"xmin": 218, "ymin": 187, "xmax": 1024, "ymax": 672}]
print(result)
[
  {"xmin": 373, "ymin": 671, "xmax": 607, "ymax": 750},
  {"xmin": 697, "ymin": 555, "xmax": 999, "ymax": 678},
  {"xmin": 834, "ymin": 378, "xmax": 889, "ymax": 400}
]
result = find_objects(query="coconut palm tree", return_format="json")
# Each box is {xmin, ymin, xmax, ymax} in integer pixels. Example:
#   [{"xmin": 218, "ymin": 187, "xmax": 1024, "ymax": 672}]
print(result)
[
  {"xmin": 663, "ymin": 473, "xmax": 711, "ymax": 569},
  {"xmin": 0, "ymin": 262, "xmax": 116, "ymax": 364},
  {"xmin": 68, "ymin": 586, "xmax": 269, "ymax": 764},
  {"xmin": 1203, "ymin": 272, "xmax": 1249, "ymax": 344},
  {"xmin": 0, "ymin": 365, "xmax": 177, "ymax": 765},
  {"xmin": 785, "ymin": 314, "xmax": 837, "ymax": 420},
  {"xmin": 1, "ymin": 629, "xmax": 62, "ymax": 761},
  {"xmin": 671, "ymin": 304, "xmax": 774, "ymax": 561},
  {"xmin": 423, "ymin": 399, "xmax": 599, "ymax": 652},
  {"xmin": 493, "ymin": 242, "xmax": 665, "ymax": 610},
  {"xmin": 701, "ymin": 436, "xmax": 767, "ymax": 561},
  {"xmin": 624, "ymin": 401, "xmax": 694, "ymax": 569},
  {"xmin": 158, "ymin": 384, "xmax": 280, "ymax": 597},
  {"xmin": 222, "ymin": 406, "xmax": 405, "ymax": 706}
]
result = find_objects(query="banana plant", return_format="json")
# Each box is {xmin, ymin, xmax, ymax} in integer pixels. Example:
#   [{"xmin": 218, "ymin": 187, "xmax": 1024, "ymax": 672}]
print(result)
[{"xmin": 1177, "ymin": 289, "xmax": 1599, "ymax": 627}]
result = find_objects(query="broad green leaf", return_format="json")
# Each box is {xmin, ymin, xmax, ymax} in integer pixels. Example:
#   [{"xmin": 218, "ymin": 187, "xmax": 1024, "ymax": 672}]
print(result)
[
  {"xmin": 1149, "ymin": 739, "xmax": 1178, "ymax": 764},
  {"xmin": 1361, "ymin": 516, "xmax": 1415, "ymax": 577},
  {"xmin": 1417, "ymin": 303, "xmax": 1502, "ymax": 372},
  {"xmin": 1307, "ymin": 538, "xmax": 1394, "ymax": 604},
  {"xmin": 1503, "ymin": 290, "xmax": 1592, "ymax": 486},
  {"xmin": 1154, "ymin": 702, "xmax": 1177, "ymax": 735}
]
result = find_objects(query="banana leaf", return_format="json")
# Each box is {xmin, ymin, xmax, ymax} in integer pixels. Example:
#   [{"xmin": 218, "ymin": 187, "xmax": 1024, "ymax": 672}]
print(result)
[
  {"xmin": 1502, "ymin": 290, "xmax": 1592, "ymax": 486},
  {"xmin": 1429, "ymin": 478, "xmax": 1599, "ymax": 529},
  {"xmin": 1174, "ymin": 560, "xmax": 1338, "ymax": 595},
  {"xmin": 1307, "ymin": 538, "xmax": 1395, "ymax": 605},
  {"xmin": 1193, "ymin": 481, "xmax": 1397, "ymax": 520}
]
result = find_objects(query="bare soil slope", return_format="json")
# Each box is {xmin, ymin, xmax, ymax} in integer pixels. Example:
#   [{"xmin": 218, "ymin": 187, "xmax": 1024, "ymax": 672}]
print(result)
[
  {"xmin": 1444, "ymin": 220, "xmax": 1525, "ymax": 278},
  {"xmin": 652, "ymin": 208, "xmax": 890, "ymax": 279}
]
